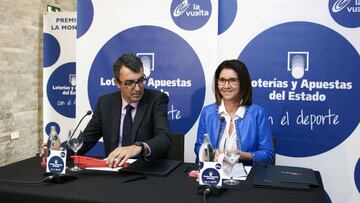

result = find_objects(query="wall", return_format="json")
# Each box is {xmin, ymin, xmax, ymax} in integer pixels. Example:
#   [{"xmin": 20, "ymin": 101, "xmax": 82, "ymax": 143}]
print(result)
[{"xmin": 0, "ymin": 0, "xmax": 76, "ymax": 166}]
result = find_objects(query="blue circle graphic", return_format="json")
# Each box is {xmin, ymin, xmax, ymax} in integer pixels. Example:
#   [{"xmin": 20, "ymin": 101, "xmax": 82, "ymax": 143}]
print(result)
[
  {"xmin": 88, "ymin": 26, "xmax": 205, "ymax": 134},
  {"xmin": 355, "ymin": 158, "xmax": 360, "ymax": 193},
  {"xmin": 43, "ymin": 33, "xmax": 60, "ymax": 67},
  {"xmin": 325, "ymin": 190, "xmax": 332, "ymax": 203},
  {"xmin": 47, "ymin": 62, "xmax": 76, "ymax": 118},
  {"xmin": 171, "ymin": 0, "xmax": 212, "ymax": 30},
  {"xmin": 328, "ymin": 0, "xmax": 360, "ymax": 28},
  {"xmin": 45, "ymin": 122, "xmax": 61, "ymax": 137},
  {"xmin": 240, "ymin": 22, "xmax": 360, "ymax": 157},
  {"xmin": 77, "ymin": 0, "xmax": 94, "ymax": 38},
  {"xmin": 218, "ymin": 0, "xmax": 237, "ymax": 35}
]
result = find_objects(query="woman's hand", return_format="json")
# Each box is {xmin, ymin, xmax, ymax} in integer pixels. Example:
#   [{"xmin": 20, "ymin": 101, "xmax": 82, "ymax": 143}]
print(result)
[
  {"xmin": 214, "ymin": 149, "xmax": 221, "ymax": 162},
  {"xmin": 39, "ymin": 143, "xmax": 48, "ymax": 164}
]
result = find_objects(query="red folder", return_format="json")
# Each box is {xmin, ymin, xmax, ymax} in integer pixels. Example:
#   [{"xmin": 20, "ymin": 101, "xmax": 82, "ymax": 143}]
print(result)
[{"xmin": 70, "ymin": 156, "xmax": 129, "ymax": 168}]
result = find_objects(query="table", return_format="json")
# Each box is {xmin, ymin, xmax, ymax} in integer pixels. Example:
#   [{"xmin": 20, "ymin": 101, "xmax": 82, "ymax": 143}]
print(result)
[{"xmin": 0, "ymin": 157, "xmax": 326, "ymax": 203}]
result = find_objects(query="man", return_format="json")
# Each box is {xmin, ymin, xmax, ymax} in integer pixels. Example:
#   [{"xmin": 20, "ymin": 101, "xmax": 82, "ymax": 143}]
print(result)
[{"xmin": 41, "ymin": 53, "xmax": 171, "ymax": 168}]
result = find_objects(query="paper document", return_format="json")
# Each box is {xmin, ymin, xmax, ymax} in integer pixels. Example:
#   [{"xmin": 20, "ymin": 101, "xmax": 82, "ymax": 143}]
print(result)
[
  {"xmin": 222, "ymin": 163, "xmax": 251, "ymax": 181},
  {"xmin": 85, "ymin": 159, "xmax": 137, "ymax": 172}
]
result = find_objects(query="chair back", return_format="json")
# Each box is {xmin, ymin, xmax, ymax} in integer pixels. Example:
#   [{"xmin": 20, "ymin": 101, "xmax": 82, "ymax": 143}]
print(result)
[
  {"xmin": 167, "ymin": 133, "xmax": 184, "ymax": 162},
  {"xmin": 272, "ymin": 135, "xmax": 277, "ymax": 165}
]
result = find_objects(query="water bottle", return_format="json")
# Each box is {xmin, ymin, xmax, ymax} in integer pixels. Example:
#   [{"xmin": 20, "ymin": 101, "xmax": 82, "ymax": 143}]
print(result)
[
  {"xmin": 47, "ymin": 126, "xmax": 61, "ymax": 150},
  {"xmin": 198, "ymin": 133, "xmax": 214, "ymax": 162},
  {"xmin": 41, "ymin": 126, "xmax": 62, "ymax": 169}
]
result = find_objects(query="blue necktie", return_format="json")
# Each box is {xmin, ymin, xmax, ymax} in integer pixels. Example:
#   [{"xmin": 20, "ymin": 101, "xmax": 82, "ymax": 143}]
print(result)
[{"xmin": 121, "ymin": 104, "xmax": 134, "ymax": 146}]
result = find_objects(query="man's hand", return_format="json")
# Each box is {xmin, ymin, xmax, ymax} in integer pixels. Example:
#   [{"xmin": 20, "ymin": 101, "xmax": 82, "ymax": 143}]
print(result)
[{"xmin": 106, "ymin": 145, "xmax": 142, "ymax": 168}]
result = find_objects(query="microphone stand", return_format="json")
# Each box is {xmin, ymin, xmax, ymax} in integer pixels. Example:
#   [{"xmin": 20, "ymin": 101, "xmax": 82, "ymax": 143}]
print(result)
[{"xmin": 69, "ymin": 110, "xmax": 92, "ymax": 140}]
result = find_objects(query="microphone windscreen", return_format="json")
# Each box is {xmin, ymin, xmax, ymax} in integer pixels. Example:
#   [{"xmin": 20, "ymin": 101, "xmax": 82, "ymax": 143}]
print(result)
[
  {"xmin": 86, "ymin": 110, "xmax": 92, "ymax": 115},
  {"xmin": 43, "ymin": 173, "xmax": 77, "ymax": 184},
  {"xmin": 197, "ymin": 185, "xmax": 224, "ymax": 197}
]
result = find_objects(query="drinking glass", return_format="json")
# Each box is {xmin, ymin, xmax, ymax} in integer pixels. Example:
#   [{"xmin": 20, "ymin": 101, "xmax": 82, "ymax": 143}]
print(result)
[
  {"xmin": 67, "ymin": 129, "xmax": 84, "ymax": 171},
  {"xmin": 223, "ymin": 137, "xmax": 240, "ymax": 185}
]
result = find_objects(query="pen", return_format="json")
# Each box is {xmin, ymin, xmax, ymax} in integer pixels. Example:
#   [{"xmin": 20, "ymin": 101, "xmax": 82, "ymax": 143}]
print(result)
[
  {"xmin": 122, "ymin": 175, "xmax": 146, "ymax": 183},
  {"xmin": 183, "ymin": 166, "xmax": 192, "ymax": 173}
]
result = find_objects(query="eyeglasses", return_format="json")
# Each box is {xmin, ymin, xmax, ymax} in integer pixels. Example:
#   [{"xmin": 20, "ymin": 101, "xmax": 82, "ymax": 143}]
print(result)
[
  {"xmin": 217, "ymin": 78, "xmax": 239, "ymax": 86},
  {"xmin": 119, "ymin": 76, "xmax": 147, "ymax": 89}
]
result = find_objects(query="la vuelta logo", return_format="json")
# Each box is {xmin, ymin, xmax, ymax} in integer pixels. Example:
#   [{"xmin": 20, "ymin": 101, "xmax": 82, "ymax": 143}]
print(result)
[
  {"xmin": 328, "ymin": 0, "xmax": 360, "ymax": 28},
  {"xmin": 173, "ymin": 0, "xmax": 191, "ymax": 17},
  {"xmin": 173, "ymin": 0, "xmax": 209, "ymax": 17},
  {"xmin": 170, "ymin": 0, "xmax": 212, "ymax": 30},
  {"xmin": 331, "ymin": 0, "xmax": 352, "ymax": 12}
]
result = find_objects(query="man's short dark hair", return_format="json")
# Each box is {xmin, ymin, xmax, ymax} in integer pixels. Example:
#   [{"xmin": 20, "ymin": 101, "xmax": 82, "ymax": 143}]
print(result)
[
  {"xmin": 113, "ymin": 53, "xmax": 143, "ymax": 83},
  {"xmin": 214, "ymin": 59, "xmax": 253, "ymax": 106}
]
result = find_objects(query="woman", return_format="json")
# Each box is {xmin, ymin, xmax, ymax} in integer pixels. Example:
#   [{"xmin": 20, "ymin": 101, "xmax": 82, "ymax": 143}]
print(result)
[{"xmin": 194, "ymin": 59, "xmax": 274, "ymax": 166}]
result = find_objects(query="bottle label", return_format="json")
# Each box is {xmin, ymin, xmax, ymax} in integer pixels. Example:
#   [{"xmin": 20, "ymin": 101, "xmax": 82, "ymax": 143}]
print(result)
[
  {"xmin": 46, "ymin": 150, "xmax": 67, "ymax": 174},
  {"xmin": 199, "ymin": 162, "xmax": 223, "ymax": 187}
]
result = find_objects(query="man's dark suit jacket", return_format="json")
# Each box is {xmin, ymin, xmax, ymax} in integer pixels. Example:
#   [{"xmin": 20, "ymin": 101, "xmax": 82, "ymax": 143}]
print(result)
[{"xmin": 77, "ymin": 89, "xmax": 171, "ymax": 159}]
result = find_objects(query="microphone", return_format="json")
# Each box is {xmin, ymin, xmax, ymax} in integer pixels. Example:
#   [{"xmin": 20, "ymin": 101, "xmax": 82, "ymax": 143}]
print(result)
[
  {"xmin": 70, "ymin": 110, "xmax": 92, "ymax": 139},
  {"xmin": 198, "ymin": 185, "xmax": 224, "ymax": 197},
  {"xmin": 215, "ymin": 117, "xmax": 225, "ymax": 148},
  {"xmin": 43, "ymin": 173, "xmax": 77, "ymax": 184}
]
